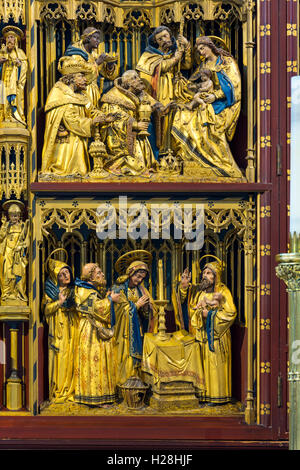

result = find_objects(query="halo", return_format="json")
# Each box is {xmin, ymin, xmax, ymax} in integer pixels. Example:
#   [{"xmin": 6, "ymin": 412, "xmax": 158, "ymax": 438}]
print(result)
[
  {"xmin": 2, "ymin": 200, "xmax": 25, "ymax": 212},
  {"xmin": 208, "ymin": 35, "xmax": 230, "ymax": 52},
  {"xmin": 114, "ymin": 250, "xmax": 153, "ymax": 275},
  {"xmin": 2, "ymin": 25, "xmax": 24, "ymax": 40},
  {"xmin": 199, "ymin": 254, "xmax": 224, "ymax": 270},
  {"xmin": 45, "ymin": 248, "xmax": 69, "ymax": 274},
  {"xmin": 194, "ymin": 35, "xmax": 230, "ymax": 65}
]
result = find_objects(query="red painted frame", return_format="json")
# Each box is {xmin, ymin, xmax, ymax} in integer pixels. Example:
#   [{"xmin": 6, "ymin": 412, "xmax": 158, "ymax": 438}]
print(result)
[{"xmin": 0, "ymin": 0, "xmax": 292, "ymax": 450}]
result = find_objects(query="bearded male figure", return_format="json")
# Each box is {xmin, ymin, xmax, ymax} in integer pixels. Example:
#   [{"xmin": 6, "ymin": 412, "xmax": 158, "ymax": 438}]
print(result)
[
  {"xmin": 63, "ymin": 27, "xmax": 118, "ymax": 107},
  {"xmin": 40, "ymin": 57, "xmax": 118, "ymax": 179},
  {"xmin": 173, "ymin": 258, "xmax": 237, "ymax": 405},
  {"xmin": 74, "ymin": 263, "xmax": 121, "ymax": 407},
  {"xmin": 136, "ymin": 26, "xmax": 191, "ymax": 153},
  {"xmin": 0, "ymin": 26, "xmax": 28, "ymax": 126},
  {"xmin": 100, "ymin": 69, "xmax": 175, "ymax": 176}
]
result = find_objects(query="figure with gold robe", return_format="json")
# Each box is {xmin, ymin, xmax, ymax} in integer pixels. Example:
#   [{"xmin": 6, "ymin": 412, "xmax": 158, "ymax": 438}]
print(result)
[
  {"xmin": 171, "ymin": 36, "xmax": 244, "ymax": 181},
  {"xmin": 173, "ymin": 257, "xmax": 237, "ymax": 405},
  {"xmin": 0, "ymin": 26, "xmax": 28, "ymax": 127},
  {"xmin": 100, "ymin": 70, "xmax": 175, "ymax": 177},
  {"xmin": 63, "ymin": 27, "xmax": 118, "ymax": 107},
  {"xmin": 136, "ymin": 26, "xmax": 191, "ymax": 154},
  {"xmin": 74, "ymin": 263, "xmax": 121, "ymax": 407},
  {"xmin": 0, "ymin": 201, "xmax": 29, "ymax": 305},
  {"xmin": 42, "ymin": 251, "xmax": 77, "ymax": 403},
  {"xmin": 112, "ymin": 251, "xmax": 158, "ymax": 387},
  {"xmin": 40, "ymin": 57, "xmax": 118, "ymax": 179}
]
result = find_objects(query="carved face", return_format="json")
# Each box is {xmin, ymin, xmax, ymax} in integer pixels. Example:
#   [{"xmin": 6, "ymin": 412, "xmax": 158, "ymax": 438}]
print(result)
[
  {"xmin": 128, "ymin": 269, "xmax": 148, "ymax": 288},
  {"xmin": 155, "ymin": 29, "xmax": 172, "ymax": 51},
  {"xmin": 58, "ymin": 267, "xmax": 71, "ymax": 287},
  {"xmin": 73, "ymin": 73, "xmax": 88, "ymax": 92},
  {"xmin": 199, "ymin": 71, "xmax": 210, "ymax": 82},
  {"xmin": 90, "ymin": 266, "xmax": 106, "ymax": 286},
  {"xmin": 201, "ymin": 267, "xmax": 215, "ymax": 287},
  {"xmin": 128, "ymin": 73, "xmax": 145, "ymax": 93},
  {"xmin": 8, "ymin": 211, "xmax": 21, "ymax": 225},
  {"xmin": 5, "ymin": 34, "xmax": 16, "ymax": 51},
  {"xmin": 197, "ymin": 43, "xmax": 214, "ymax": 60},
  {"xmin": 88, "ymin": 32, "xmax": 101, "ymax": 50}
]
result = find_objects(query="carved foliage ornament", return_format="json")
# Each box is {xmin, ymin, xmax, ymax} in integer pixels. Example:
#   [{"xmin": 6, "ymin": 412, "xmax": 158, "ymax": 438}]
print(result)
[
  {"xmin": 0, "ymin": 0, "xmax": 25, "ymax": 23},
  {"xmin": 160, "ymin": 7, "xmax": 175, "ymax": 25},
  {"xmin": 123, "ymin": 9, "xmax": 151, "ymax": 30},
  {"xmin": 76, "ymin": 3, "xmax": 97, "ymax": 21},
  {"xmin": 276, "ymin": 263, "xmax": 300, "ymax": 291},
  {"xmin": 181, "ymin": 1, "xmax": 247, "ymax": 23},
  {"xmin": 40, "ymin": 204, "xmax": 255, "ymax": 249},
  {"xmin": 40, "ymin": 2, "xmax": 68, "ymax": 22},
  {"xmin": 36, "ymin": 0, "xmax": 251, "ymax": 25}
]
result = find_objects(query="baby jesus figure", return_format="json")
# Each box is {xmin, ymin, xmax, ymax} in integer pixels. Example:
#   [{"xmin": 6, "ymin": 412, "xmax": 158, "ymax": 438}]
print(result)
[
  {"xmin": 194, "ymin": 292, "xmax": 224, "ymax": 319},
  {"xmin": 184, "ymin": 69, "xmax": 214, "ymax": 111}
]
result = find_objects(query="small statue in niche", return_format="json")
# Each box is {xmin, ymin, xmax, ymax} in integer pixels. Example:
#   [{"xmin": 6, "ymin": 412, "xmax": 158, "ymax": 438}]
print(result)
[
  {"xmin": 0, "ymin": 26, "xmax": 28, "ymax": 127},
  {"xmin": 0, "ymin": 200, "xmax": 29, "ymax": 305}
]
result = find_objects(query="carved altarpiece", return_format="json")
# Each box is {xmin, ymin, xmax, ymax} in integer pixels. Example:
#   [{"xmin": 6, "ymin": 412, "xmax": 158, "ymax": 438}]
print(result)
[{"xmin": 0, "ymin": 0, "xmax": 293, "ymax": 450}]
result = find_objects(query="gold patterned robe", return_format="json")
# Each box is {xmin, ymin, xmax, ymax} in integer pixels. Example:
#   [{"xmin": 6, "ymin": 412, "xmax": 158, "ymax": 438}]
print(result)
[
  {"xmin": 41, "ymin": 81, "xmax": 104, "ymax": 177},
  {"xmin": 0, "ymin": 220, "xmax": 29, "ymax": 304},
  {"xmin": 74, "ymin": 286, "xmax": 117, "ymax": 405},
  {"xmin": 175, "ymin": 283, "xmax": 237, "ymax": 404},
  {"xmin": 136, "ymin": 42, "xmax": 192, "ymax": 152},
  {"xmin": 0, "ymin": 45, "xmax": 27, "ymax": 125},
  {"xmin": 100, "ymin": 80, "xmax": 158, "ymax": 176},
  {"xmin": 171, "ymin": 55, "xmax": 244, "ymax": 180}
]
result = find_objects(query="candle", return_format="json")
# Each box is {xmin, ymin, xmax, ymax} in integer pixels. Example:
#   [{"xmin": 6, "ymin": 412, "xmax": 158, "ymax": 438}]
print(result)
[
  {"xmin": 290, "ymin": 76, "xmax": 300, "ymax": 236},
  {"xmin": 158, "ymin": 259, "xmax": 164, "ymax": 300}
]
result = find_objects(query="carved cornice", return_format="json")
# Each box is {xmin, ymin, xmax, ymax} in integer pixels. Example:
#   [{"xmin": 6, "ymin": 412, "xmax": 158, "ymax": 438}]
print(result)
[{"xmin": 34, "ymin": 0, "xmax": 249, "ymax": 25}]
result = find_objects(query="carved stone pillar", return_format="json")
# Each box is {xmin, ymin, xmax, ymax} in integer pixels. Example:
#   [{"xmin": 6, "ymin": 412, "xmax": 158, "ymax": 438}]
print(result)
[
  {"xmin": 6, "ymin": 322, "xmax": 22, "ymax": 411},
  {"xmin": 243, "ymin": 201, "xmax": 256, "ymax": 424},
  {"xmin": 0, "ymin": 308, "xmax": 30, "ymax": 411},
  {"xmin": 276, "ymin": 253, "xmax": 300, "ymax": 450}
]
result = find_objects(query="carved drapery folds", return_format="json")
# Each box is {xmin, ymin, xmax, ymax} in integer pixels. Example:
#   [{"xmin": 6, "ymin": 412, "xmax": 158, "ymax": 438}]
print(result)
[
  {"xmin": 0, "ymin": 0, "xmax": 262, "ymax": 420},
  {"xmin": 38, "ymin": 199, "xmax": 255, "ymax": 330},
  {"xmin": 34, "ymin": 0, "xmax": 255, "ymax": 182}
]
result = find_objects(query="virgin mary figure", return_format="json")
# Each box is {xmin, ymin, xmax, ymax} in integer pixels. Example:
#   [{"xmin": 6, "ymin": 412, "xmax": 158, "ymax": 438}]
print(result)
[{"xmin": 171, "ymin": 36, "xmax": 244, "ymax": 181}]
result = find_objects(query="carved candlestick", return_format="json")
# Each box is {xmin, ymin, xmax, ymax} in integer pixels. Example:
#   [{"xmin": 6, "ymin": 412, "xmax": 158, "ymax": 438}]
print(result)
[{"xmin": 155, "ymin": 259, "xmax": 168, "ymax": 341}]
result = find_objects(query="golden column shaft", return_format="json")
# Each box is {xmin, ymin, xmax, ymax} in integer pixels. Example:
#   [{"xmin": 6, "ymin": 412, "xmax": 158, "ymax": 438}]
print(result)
[{"xmin": 6, "ymin": 322, "xmax": 23, "ymax": 411}]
